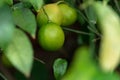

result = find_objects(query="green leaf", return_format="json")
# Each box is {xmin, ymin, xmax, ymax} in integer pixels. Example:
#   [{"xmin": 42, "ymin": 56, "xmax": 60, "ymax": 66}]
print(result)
[
  {"xmin": 29, "ymin": 0, "xmax": 44, "ymax": 12},
  {"xmin": 53, "ymin": 58, "xmax": 68, "ymax": 80},
  {"xmin": 12, "ymin": 2, "xmax": 29, "ymax": 9},
  {"xmin": 4, "ymin": 0, "xmax": 13, "ymax": 5},
  {"xmin": 0, "ymin": 0, "xmax": 5, "ymax": 7},
  {"xmin": 4, "ymin": 28, "xmax": 34, "ymax": 77},
  {"xmin": 20, "ymin": 0, "xmax": 44, "ymax": 12},
  {"xmin": 0, "ymin": 5, "xmax": 15, "ymax": 49},
  {"xmin": 0, "ymin": 0, "xmax": 13, "ymax": 6},
  {"xmin": 85, "ymin": 6, "xmax": 96, "ymax": 26},
  {"xmin": 13, "ymin": 4, "xmax": 36, "ymax": 38}
]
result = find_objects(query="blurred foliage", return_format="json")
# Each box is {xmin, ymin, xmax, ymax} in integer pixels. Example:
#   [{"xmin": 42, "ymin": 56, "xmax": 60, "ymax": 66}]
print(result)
[{"xmin": 62, "ymin": 46, "xmax": 120, "ymax": 80}]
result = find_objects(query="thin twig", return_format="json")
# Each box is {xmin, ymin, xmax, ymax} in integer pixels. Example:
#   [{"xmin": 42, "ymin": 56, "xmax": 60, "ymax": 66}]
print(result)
[
  {"xmin": 87, "ymin": 26, "xmax": 102, "ymax": 37},
  {"xmin": 34, "ymin": 57, "xmax": 45, "ymax": 64},
  {"xmin": 0, "ymin": 62, "xmax": 16, "ymax": 80},
  {"xmin": 62, "ymin": 27, "xmax": 93, "ymax": 36},
  {"xmin": 0, "ymin": 73, "xmax": 8, "ymax": 80},
  {"xmin": 92, "ymin": 37, "xmax": 101, "ymax": 42},
  {"xmin": 87, "ymin": 22, "xmax": 100, "ymax": 34}
]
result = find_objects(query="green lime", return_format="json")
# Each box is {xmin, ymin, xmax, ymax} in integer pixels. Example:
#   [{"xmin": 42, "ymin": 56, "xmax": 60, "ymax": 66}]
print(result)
[
  {"xmin": 37, "ymin": 3, "xmax": 63, "ymax": 27},
  {"xmin": 38, "ymin": 22, "xmax": 65, "ymax": 51},
  {"xmin": 58, "ymin": 3, "xmax": 77, "ymax": 26}
]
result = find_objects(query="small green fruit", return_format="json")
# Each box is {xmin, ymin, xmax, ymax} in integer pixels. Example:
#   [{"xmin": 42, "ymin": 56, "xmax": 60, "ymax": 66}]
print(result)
[
  {"xmin": 38, "ymin": 22, "xmax": 65, "ymax": 51},
  {"xmin": 58, "ymin": 3, "xmax": 77, "ymax": 26},
  {"xmin": 37, "ymin": 3, "xmax": 63, "ymax": 27}
]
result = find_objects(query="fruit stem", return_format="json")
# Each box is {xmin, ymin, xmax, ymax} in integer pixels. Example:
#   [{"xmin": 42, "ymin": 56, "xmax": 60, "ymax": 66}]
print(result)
[
  {"xmin": 56, "ymin": 0, "xmax": 65, "ymax": 5},
  {"xmin": 34, "ymin": 57, "xmax": 45, "ymax": 64},
  {"xmin": 42, "ymin": 7, "xmax": 51, "ymax": 23}
]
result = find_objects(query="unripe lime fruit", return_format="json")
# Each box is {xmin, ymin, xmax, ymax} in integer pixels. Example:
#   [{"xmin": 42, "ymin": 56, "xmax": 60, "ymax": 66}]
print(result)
[
  {"xmin": 58, "ymin": 3, "xmax": 77, "ymax": 26},
  {"xmin": 38, "ymin": 22, "xmax": 65, "ymax": 51},
  {"xmin": 37, "ymin": 3, "xmax": 63, "ymax": 27},
  {"xmin": 1, "ymin": 54, "xmax": 12, "ymax": 67}
]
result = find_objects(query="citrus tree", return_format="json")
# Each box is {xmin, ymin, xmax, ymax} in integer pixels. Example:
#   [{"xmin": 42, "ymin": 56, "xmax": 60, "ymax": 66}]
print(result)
[{"xmin": 0, "ymin": 0, "xmax": 120, "ymax": 80}]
